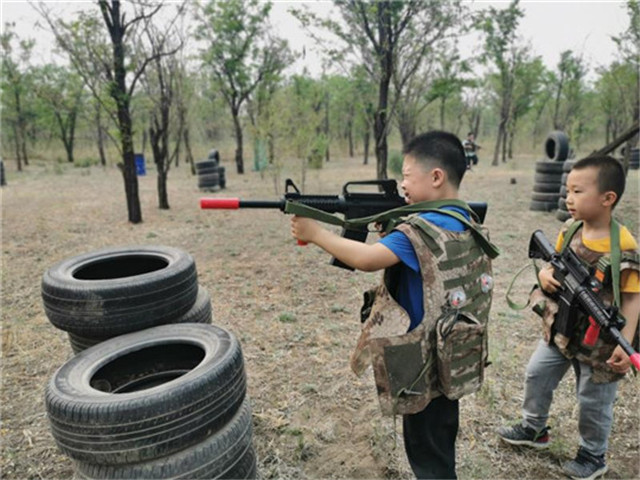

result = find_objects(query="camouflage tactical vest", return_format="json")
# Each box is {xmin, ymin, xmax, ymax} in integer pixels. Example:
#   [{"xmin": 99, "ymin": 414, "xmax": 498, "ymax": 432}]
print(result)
[
  {"xmin": 531, "ymin": 218, "xmax": 640, "ymax": 383},
  {"xmin": 351, "ymin": 214, "xmax": 495, "ymax": 416}
]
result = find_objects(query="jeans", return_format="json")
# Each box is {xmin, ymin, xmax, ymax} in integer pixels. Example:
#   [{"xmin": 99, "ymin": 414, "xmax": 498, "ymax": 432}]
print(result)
[
  {"xmin": 522, "ymin": 339, "xmax": 618, "ymax": 455},
  {"xmin": 403, "ymin": 395, "xmax": 459, "ymax": 479}
]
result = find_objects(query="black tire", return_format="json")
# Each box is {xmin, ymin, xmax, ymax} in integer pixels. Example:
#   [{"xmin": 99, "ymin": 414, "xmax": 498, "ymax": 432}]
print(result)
[
  {"xmin": 562, "ymin": 160, "xmax": 576, "ymax": 172},
  {"xmin": 544, "ymin": 130, "xmax": 569, "ymax": 161},
  {"xmin": 67, "ymin": 286, "xmax": 213, "ymax": 354},
  {"xmin": 556, "ymin": 209, "xmax": 572, "ymax": 222},
  {"xmin": 531, "ymin": 192, "xmax": 560, "ymax": 203},
  {"xmin": 534, "ymin": 172, "xmax": 562, "ymax": 184},
  {"xmin": 42, "ymin": 246, "xmax": 198, "ymax": 337},
  {"xmin": 198, "ymin": 172, "xmax": 220, "ymax": 190},
  {"xmin": 45, "ymin": 324, "xmax": 246, "ymax": 466},
  {"xmin": 532, "ymin": 182, "xmax": 561, "ymax": 193},
  {"xmin": 219, "ymin": 166, "xmax": 226, "ymax": 189},
  {"xmin": 74, "ymin": 398, "xmax": 257, "ymax": 479},
  {"xmin": 560, "ymin": 185, "xmax": 567, "ymax": 197},
  {"xmin": 558, "ymin": 197, "xmax": 567, "ymax": 211},
  {"xmin": 535, "ymin": 160, "xmax": 564, "ymax": 174},
  {"xmin": 196, "ymin": 160, "xmax": 217, "ymax": 172},
  {"xmin": 207, "ymin": 149, "xmax": 220, "ymax": 162},
  {"xmin": 630, "ymin": 148, "xmax": 639, "ymax": 169},
  {"xmin": 529, "ymin": 200, "xmax": 557, "ymax": 212},
  {"xmin": 561, "ymin": 172, "xmax": 569, "ymax": 185}
]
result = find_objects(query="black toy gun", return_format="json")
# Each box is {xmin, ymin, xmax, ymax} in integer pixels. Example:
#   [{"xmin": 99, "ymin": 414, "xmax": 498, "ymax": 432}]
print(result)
[
  {"xmin": 201, "ymin": 178, "xmax": 487, "ymax": 270},
  {"xmin": 528, "ymin": 230, "xmax": 640, "ymax": 370}
]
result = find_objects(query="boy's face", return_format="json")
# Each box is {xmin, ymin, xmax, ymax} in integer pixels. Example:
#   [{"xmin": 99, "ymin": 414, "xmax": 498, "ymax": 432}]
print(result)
[
  {"xmin": 400, "ymin": 155, "xmax": 439, "ymax": 204},
  {"xmin": 566, "ymin": 166, "xmax": 615, "ymax": 222}
]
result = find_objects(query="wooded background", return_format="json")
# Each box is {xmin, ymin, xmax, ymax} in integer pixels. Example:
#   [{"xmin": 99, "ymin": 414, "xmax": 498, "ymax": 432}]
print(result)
[{"xmin": 2, "ymin": 0, "xmax": 638, "ymax": 223}]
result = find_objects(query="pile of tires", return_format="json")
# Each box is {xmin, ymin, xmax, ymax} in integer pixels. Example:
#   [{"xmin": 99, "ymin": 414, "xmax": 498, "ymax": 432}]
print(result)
[
  {"xmin": 629, "ymin": 147, "xmax": 639, "ymax": 170},
  {"xmin": 44, "ymin": 323, "xmax": 258, "ymax": 479},
  {"xmin": 41, "ymin": 246, "xmax": 211, "ymax": 353},
  {"xmin": 197, "ymin": 149, "xmax": 226, "ymax": 192},
  {"xmin": 554, "ymin": 160, "xmax": 575, "ymax": 222},
  {"xmin": 530, "ymin": 131, "xmax": 569, "ymax": 212}
]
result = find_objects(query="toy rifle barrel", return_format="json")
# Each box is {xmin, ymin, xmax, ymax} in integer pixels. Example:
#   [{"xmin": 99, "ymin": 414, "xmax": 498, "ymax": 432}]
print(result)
[{"xmin": 200, "ymin": 198, "xmax": 285, "ymax": 210}]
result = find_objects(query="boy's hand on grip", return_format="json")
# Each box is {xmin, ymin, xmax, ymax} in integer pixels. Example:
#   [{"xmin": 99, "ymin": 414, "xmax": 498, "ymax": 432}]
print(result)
[
  {"xmin": 539, "ymin": 265, "xmax": 561, "ymax": 293},
  {"xmin": 291, "ymin": 216, "xmax": 320, "ymax": 245},
  {"xmin": 606, "ymin": 345, "xmax": 632, "ymax": 374}
]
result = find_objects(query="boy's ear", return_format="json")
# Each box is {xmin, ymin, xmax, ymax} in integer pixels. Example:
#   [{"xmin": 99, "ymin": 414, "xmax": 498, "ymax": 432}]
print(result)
[
  {"xmin": 432, "ymin": 167, "xmax": 446, "ymax": 187},
  {"xmin": 602, "ymin": 191, "xmax": 617, "ymax": 207}
]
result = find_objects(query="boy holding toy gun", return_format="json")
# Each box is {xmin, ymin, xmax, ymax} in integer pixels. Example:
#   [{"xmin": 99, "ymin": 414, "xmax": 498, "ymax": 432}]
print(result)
[
  {"xmin": 498, "ymin": 155, "xmax": 640, "ymax": 480},
  {"xmin": 292, "ymin": 131, "xmax": 498, "ymax": 479}
]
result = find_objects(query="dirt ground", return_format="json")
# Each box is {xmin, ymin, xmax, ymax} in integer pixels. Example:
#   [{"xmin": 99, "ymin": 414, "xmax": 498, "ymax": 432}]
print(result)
[{"xmin": 1, "ymin": 153, "xmax": 638, "ymax": 480}]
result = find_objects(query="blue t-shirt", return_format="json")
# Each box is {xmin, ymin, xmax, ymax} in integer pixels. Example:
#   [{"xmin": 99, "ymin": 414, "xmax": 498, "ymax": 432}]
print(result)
[{"xmin": 378, "ymin": 206, "xmax": 470, "ymax": 331}]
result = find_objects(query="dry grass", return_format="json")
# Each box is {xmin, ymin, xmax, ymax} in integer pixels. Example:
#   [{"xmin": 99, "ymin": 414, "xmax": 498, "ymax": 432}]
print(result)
[{"xmin": 1, "ymin": 153, "xmax": 638, "ymax": 479}]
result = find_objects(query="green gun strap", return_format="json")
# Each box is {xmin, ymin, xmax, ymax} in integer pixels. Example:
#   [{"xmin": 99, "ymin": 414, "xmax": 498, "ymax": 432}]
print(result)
[
  {"xmin": 505, "ymin": 261, "xmax": 542, "ymax": 310},
  {"xmin": 610, "ymin": 220, "xmax": 621, "ymax": 307},
  {"xmin": 284, "ymin": 200, "xmax": 500, "ymax": 259},
  {"xmin": 561, "ymin": 220, "xmax": 583, "ymax": 252},
  {"xmin": 285, "ymin": 198, "xmax": 475, "ymax": 228}
]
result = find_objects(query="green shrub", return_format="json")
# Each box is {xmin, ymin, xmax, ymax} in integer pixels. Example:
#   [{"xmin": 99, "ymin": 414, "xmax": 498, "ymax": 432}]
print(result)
[
  {"xmin": 389, "ymin": 150, "xmax": 403, "ymax": 176},
  {"xmin": 74, "ymin": 157, "xmax": 100, "ymax": 168}
]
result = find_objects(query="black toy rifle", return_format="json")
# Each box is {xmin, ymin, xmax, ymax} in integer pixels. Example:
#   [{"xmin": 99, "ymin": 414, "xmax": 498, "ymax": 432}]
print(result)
[
  {"xmin": 201, "ymin": 178, "xmax": 488, "ymax": 270},
  {"xmin": 528, "ymin": 230, "xmax": 640, "ymax": 370}
]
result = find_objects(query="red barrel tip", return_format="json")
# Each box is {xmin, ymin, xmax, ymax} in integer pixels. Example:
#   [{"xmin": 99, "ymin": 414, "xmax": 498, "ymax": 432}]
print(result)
[
  {"xmin": 200, "ymin": 198, "xmax": 240, "ymax": 209},
  {"xmin": 630, "ymin": 353, "xmax": 640, "ymax": 370}
]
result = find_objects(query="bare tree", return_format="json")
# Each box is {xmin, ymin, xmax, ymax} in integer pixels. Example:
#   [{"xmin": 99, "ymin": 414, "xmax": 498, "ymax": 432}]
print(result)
[
  {"xmin": 1, "ymin": 24, "xmax": 34, "ymax": 171},
  {"xmin": 195, "ymin": 0, "xmax": 292, "ymax": 174},
  {"xmin": 36, "ymin": 0, "xmax": 183, "ymax": 223},
  {"xmin": 294, "ymin": 1, "xmax": 462, "ymax": 179},
  {"xmin": 475, "ymin": 0, "xmax": 524, "ymax": 165}
]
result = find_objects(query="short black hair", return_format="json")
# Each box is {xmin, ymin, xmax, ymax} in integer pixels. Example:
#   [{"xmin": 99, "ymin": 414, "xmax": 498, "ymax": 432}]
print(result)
[
  {"xmin": 571, "ymin": 155, "xmax": 626, "ymax": 208},
  {"xmin": 403, "ymin": 130, "xmax": 467, "ymax": 188}
]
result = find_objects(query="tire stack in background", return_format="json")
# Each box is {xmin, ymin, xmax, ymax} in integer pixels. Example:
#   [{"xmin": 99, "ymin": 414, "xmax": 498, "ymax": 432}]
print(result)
[
  {"xmin": 41, "ymin": 247, "xmax": 258, "ymax": 479},
  {"xmin": 530, "ymin": 131, "xmax": 570, "ymax": 212},
  {"xmin": 629, "ymin": 147, "xmax": 639, "ymax": 170},
  {"xmin": 555, "ymin": 160, "xmax": 575, "ymax": 222},
  {"xmin": 196, "ymin": 149, "xmax": 226, "ymax": 192}
]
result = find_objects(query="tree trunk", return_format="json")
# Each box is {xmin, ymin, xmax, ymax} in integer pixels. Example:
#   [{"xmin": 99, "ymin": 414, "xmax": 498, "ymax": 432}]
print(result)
[
  {"xmin": 157, "ymin": 170, "xmax": 169, "ymax": 209},
  {"xmin": 440, "ymin": 97, "xmax": 446, "ymax": 129},
  {"xmin": 363, "ymin": 129, "xmax": 370, "ymax": 165},
  {"xmin": 12, "ymin": 124, "xmax": 22, "ymax": 171},
  {"xmin": 232, "ymin": 107, "xmax": 244, "ymax": 174},
  {"xmin": 184, "ymin": 128, "xmax": 195, "ymax": 175}
]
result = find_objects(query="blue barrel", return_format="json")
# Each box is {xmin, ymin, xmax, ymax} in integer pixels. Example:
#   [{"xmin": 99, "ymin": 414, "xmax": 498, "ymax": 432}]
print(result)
[{"xmin": 134, "ymin": 154, "xmax": 146, "ymax": 176}]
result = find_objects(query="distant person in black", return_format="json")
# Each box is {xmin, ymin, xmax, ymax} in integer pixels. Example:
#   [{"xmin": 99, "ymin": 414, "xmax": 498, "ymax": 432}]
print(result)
[{"xmin": 463, "ymin": 132, "xmax": 481, "ymax": 169}]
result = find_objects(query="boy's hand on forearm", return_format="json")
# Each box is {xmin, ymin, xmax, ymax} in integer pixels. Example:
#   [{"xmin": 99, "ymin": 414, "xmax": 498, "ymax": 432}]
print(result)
[
  {"xmin": 539, "ymin": 265, "xmax": 561, "ymax": 293},
  {"xmin": 291, "ymin": 216, "xmax": 322, "ymax": 244},
  {"xmin": 606, "ymin": 346, "xmax": 632, "ymax": 374}
]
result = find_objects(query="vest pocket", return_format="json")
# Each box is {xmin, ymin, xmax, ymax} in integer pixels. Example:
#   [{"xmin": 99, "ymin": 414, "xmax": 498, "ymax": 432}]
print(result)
[{"xmin": 436, "ymin": 311, "xmax": 485, "ymax": 400}]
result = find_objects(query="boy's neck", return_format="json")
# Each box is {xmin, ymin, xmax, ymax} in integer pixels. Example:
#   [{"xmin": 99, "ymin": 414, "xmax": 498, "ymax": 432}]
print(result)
[{"xmin": 580, "ymin": 213, "xmax": 613, "ymax": 238}]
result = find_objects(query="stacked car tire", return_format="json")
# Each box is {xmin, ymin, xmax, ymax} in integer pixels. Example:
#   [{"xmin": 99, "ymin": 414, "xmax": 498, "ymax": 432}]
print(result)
[
  {"xmin": 530, "ymin": 131, "xmax": 569, "ymax": 212},
  {"xmin": 41, "ymin": 246, "xmax": 211, "ymax": 353},
  {"xmin": 197, "ymin": 149, "xmax": 226, "ymax": 192},
  {"xmin": 629, "ymin": 147, "xmax": 639, "ymax": 170},
  {"xmin": 42, "ymin": 247, "xmax": 257, "ymax": 479},
  {"xmin": 555, "ymin": 160, "xmax": 575, "ymax": 222}
]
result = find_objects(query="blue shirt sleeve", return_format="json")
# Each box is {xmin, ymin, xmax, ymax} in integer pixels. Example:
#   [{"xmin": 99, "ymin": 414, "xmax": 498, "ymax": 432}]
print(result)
[{"xmin": 379, "ymin": 231, "xmax": 420, "ymax": 272}]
